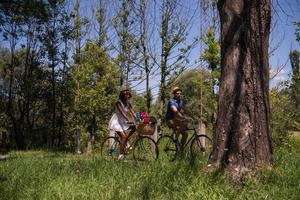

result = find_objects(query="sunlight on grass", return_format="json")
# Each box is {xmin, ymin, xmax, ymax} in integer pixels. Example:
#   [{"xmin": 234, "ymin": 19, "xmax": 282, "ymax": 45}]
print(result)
[
  {"xmin": 290, "ymin": 131, "xmax": 300, "ymax": 141},
  {"xmin": 1, "ymin": 141, "xmax": 300, "ymax": 200}
]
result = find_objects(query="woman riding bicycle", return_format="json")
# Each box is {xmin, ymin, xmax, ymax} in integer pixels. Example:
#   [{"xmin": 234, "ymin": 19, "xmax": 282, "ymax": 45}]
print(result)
[
  {"xmin": 165, "ymin": 87, "xmax": 194, "ymax": 152},
  {"xmin": 108, "ymin": 89, "xmax": 136, "ymax": 160}
]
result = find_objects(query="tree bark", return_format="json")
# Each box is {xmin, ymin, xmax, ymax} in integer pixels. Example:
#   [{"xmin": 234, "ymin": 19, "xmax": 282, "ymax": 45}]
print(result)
[{"xmin": 209, "ymin": 0, "xmax": 273, "ymax": 174}]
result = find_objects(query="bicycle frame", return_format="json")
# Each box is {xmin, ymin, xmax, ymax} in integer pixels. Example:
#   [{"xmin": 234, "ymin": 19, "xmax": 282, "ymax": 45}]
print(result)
[
  {"xmin": 167, "ymin": 127, "xmax": 204, "ymax": 150},
  {"xmin": 102, "ymin": 122, "xmax": 159, "ymax": 161},
  {"xmin": 183, "ymin": 128, "xmax": 196, "ymax": 146}
]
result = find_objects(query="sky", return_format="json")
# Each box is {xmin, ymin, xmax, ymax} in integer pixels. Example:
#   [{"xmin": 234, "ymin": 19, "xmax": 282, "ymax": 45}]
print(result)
[
  {"xmin": 1, "ymin": 0, "xmax": 299, "ymax": 96},
  {"xmin": 269, "ymin": 0, "xmax": 300, "ymax": 87},
  {"xmin": 75, "ymin": 0, "xmax": 300, "ymax": 95}
]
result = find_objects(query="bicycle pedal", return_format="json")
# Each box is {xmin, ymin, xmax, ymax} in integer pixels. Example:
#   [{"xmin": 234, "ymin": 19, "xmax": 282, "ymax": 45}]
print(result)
[{"xmin": 173, "ymin": 140, "xmax": 180, "ymax": 146}]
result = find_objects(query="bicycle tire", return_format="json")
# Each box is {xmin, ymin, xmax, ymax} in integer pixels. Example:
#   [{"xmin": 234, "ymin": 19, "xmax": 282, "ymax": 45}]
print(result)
[
  {"xmin": 101, "ymin": 136, "xmax": 120, "ymax": 159},
  {"xmin": 190, "ymin": 135, "xmax": 212, "ymax": 162},
  {"xmin": 157, "ymin": 135, "xmax": 178, "ymax": 161},
  {"xmin": 133, "ymin": 136, "xmax": 158, "ymax": 162}
]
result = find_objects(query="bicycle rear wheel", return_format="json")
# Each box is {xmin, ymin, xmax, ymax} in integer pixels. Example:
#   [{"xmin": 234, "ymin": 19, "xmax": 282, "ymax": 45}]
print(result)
[
  {"xmin": 101, "ymin": 136, "xmax": 120, "ymax": 159},
  {"xmin": 157, "ymin": 135, "xmax": 177, "ymax": 161},
  {"xmin": 133, "ymin": 136, "xmax": 158, "ymax": 162},
  {"xmin": 190, "ymin": 135, "xmax": 212, "ymax": 162}
]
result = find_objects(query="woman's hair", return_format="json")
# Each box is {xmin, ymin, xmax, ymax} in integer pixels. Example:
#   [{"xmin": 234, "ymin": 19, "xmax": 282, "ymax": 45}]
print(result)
[{"xmin": 119, "ymin": 89, "xmax": 132, "ymax": 100}]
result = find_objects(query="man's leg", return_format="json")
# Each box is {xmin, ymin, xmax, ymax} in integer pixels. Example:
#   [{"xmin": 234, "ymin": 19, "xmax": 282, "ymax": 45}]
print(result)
[{"xmin": 179, "ymin": 122, "xmax": 188, "ymax": 151}]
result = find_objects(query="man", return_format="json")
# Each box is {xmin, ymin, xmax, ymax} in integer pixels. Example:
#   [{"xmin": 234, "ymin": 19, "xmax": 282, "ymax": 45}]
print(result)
[{"xmin": 165, "ymin": 87, "xmax": 194, "ymax": 151}]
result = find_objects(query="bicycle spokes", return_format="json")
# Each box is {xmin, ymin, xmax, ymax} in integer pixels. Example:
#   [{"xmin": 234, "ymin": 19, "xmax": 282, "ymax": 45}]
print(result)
[
  {"xmin": 157, "ymin": 135, "xmax": 177, "ymax": 161},
  {"xmin": 190, "ymin": 135, "xmax": 212, "ymax": 162},
  {"xmin": 101, "ymin": 137, "xmax": 120, "ymax": 159},
  {"xmin": 133, "ymin": 137, "xmax": 158, "ymax": 162}
]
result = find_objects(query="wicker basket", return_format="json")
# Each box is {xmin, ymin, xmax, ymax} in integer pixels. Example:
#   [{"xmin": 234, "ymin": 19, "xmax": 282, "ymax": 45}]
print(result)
[{"xmin": 136, "ymin": 123, "xmax": 155, "ymax": 135}]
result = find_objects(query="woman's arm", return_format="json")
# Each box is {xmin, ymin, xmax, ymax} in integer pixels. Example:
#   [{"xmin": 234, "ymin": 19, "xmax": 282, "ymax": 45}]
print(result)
[
  {"xmin": 128, "ymin": 103, "xmax": 136, "ymax": 119},
  {"xmin": 116, "ymin": 102, "xmax": 129, "ymax": 121}
]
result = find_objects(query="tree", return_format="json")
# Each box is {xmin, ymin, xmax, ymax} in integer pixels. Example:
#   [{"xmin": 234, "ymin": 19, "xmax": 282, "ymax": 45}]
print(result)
[
  {"xmin": 95, "ymin": 0, "xmax": 108, "ymax": 48},
  {"xmin": 209, "ymin": 0, "xmax": 273, "ymax": 175},
  {"xmin": 0, "ymin": 1, "xmax": 22, "ymax": 148},
  {"xmin": 72, "ymin": 0, "xmax": 89, "ymax": 153},
  {"xmin": 0, "ymin": 0, "xmax": 50, "ymax": 149},
  {"xmin": 157, "ymin": 0, "xmax": 196, "ymax": 118},
  {"xmin": 137, "ymin": 0, "xmax": 153, "ymax": 113},
  {"xmin": 289, "ymin": 50, "xmax": 300, "ymax": 109},
  {"xmin": 73, "ymin": 41, "xmax": 119, "ymax": 153},
  {"xmin": 201, "ymin": 26, "xmax": 221, "ymax": 124},
  {"xmin": 112, "ymin": 0, "xmax": 139, "ymax": 88},
  {"xmin": 270, "ymin": 86, "xmax": 293, "ymax": 146},
  {"xmin": 40, "ymin": 0, "xmax": 71, "ymax": 147},
  {"xmin": 294, "ymin": 22, "xmax": 300, "ymax": 43}
]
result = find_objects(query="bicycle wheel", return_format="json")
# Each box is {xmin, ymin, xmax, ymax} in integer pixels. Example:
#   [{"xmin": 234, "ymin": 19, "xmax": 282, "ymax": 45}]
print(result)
[
  {"xmin": 133, "ymin": 136, "xmax": 158, "ymax": 162},
  {"xmin": 157, "ymin": 135, "xmax": 178, "ymax": 161},
  {"xmin": 101, "ymin": 136, "xmax": 120, "ymax": 159},
  {"xmin": 190, "ymin": 135, "xmax": 212, "ymax": 162}
]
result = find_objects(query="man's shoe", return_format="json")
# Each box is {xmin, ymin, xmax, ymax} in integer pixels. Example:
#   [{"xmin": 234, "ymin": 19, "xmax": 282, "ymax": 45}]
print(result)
[{"xmin": 173, "ymin": 139, "xmax": 180, "ymax": 146}]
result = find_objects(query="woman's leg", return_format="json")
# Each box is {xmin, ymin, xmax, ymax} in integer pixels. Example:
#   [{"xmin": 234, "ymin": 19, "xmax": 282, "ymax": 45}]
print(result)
[
  {"xmin": 116, "ymin": 131, "xmax": 127, "ymax": 155},
  {"xmin": 124, "ymin": 126, "xmax": 136, "ymax": 150},
  {"xmin": 126, "ymin": 125, "xmax": 136, "ymax": 139}
]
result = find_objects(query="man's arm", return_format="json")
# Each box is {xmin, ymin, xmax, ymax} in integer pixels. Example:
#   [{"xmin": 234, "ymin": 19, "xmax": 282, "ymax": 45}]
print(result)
[
  {"xmin": 183, "ymin": 106, "xmax": 196, "ymax": 120},
  {"xmin": 170, "ymin": 105, "xmax": 185, "ymax": 119}
]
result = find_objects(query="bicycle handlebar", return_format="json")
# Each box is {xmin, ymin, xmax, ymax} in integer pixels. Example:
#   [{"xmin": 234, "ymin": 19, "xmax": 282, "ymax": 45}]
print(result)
[{"xmin": 126, "ymin": 121, "xmax": 136, "ymax": 125}]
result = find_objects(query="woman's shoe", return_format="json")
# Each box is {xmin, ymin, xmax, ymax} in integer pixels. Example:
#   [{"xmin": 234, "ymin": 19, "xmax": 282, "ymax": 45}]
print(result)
[{"xmin": 118, "ymin": 154, "xmax": 125, "ymax": 160}]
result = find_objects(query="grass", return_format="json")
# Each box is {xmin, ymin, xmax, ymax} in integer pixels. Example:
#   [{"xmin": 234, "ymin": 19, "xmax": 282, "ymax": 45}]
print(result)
[
  {"xmin": 1, "ymin": 139, "xmax": 300, "ymax": 200},
  {"xmin": 291, "ymin": 131, "xmax": 300, "ymax": 140}
]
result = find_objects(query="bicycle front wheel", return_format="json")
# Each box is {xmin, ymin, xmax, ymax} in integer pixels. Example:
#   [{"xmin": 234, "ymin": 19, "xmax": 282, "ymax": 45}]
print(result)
[
  {"xmin": 101, "ymin": 136, "xmax": 120, "ymax": 159},
  {"xmin": 190, "ymin": 135, "xmax": 212, "ymax": 162},
  {"xmin": 157, "ymin": 135, "xmax": 177, "ymax": 161},
  {"xmin": 133, "ymin": 136, "xmax": 158, "ymax": 162}
]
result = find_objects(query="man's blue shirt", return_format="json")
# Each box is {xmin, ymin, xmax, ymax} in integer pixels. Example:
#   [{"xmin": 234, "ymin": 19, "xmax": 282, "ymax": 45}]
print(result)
[{"xmin": 165, "ymin": 98, "xmax": 184, "ymax": 120}]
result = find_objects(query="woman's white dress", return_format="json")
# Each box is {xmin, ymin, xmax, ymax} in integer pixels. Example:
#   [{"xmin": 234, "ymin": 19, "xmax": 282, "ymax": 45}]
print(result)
[{"xmin": 108, "ymin": 100, "xmax": 131, "ymax": 132}]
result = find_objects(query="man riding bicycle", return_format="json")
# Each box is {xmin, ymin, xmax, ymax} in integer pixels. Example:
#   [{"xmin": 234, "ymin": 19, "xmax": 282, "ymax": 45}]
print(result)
[{"xmin": 165, "ymin": 87, "xmax": 194, "ymax": 152}]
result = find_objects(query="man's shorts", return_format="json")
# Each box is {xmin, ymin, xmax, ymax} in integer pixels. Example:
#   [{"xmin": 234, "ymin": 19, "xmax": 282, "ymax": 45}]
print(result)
[{"xmin": 166, "ymin": 117, "xmax": 188, "ymax": 130}]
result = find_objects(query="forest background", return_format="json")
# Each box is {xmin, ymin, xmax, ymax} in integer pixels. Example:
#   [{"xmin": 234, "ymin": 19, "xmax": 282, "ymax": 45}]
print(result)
[{"xmin": 0, "ymin": 0, "xmax": 299, "ymax": 154}]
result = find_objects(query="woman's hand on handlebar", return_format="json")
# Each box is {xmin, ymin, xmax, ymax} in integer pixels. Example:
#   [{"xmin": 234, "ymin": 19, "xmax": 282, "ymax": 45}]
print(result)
[{"xmin": 126, "ymin": 121, "xmax": 135, "ymax": 125}]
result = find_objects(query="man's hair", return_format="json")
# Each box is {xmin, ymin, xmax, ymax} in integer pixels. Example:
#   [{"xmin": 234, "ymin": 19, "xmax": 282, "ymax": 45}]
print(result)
[{"xmin": 172, "ymin": 87, "xmax": 182, "ymax": 94}]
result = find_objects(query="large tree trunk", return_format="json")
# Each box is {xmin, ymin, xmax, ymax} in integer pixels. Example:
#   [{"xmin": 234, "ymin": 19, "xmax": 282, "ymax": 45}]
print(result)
[{"xmin": 209, "ymin": 0, "xmax": 273, "ymax": 174}]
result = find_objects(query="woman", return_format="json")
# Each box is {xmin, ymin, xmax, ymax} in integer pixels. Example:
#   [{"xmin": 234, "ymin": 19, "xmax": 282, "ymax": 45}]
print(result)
[{"xmin": 108, "ymin": 89, "xmax": 136, "ymax": 160}]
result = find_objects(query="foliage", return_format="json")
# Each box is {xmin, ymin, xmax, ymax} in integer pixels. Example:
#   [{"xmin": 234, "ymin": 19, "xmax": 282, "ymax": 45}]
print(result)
[
  {"xmin": 68, "ymin": 41, "xmax": 119, "ymax": 145},
  {"xmin": 1, "ymin": 139, "xmax": 300, "ymax": 199},
  {"xmin": 130, "ymin": 91, "xmax": 148, "ymax": 115},
  {"xmin": 269, "ymin": 50, "xmax": 300, "ymax": 146},
  {"xmin": 201, "ymin": 26, "xmax": 221, "ymax": 91},
  {"xmin": 270, "ymin": 87, "xmax": 293, "ymax": 146},
  {"xmin": 201, "ymin": 26, "xmax": 221, "ymax": 72},
  {"xmin": 157, "ymin": 0, "xmax": 197, "ymax": 115},
  {"xmin": 289, "ymin": 50, "xmax": 300, "ymax": 109},
  {"xmin": 0, "ymin": 0, "xmax": 297, "ymax": 154},
  {"xmin": 294, "ymin": 22, "xmax": 300, "ymax": 43},
  {"xmin": 157, "ymin": 69, "xmax": 217, "ymax": 128}
]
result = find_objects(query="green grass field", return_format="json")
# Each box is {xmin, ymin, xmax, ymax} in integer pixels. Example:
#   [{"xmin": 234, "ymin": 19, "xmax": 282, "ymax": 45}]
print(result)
[{"xmin": 1, "ymin": 139, "xmax": 300, "ymax": 200}]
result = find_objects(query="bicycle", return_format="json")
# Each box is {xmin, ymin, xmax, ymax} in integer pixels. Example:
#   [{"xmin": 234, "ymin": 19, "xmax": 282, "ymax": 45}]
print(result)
[
  {"xmin": 101, "ymin": 122, "xmax": 158, "ymax": 162},
  {"xmin": 157, "ymin": 120, "xmax": 212, "ymax": 162}
]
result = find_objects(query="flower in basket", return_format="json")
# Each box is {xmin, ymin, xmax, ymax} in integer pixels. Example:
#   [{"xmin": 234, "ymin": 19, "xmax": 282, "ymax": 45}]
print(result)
[{"xmin": 136, "ymin": 112, "xmax": 156, "ymax": 125}]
